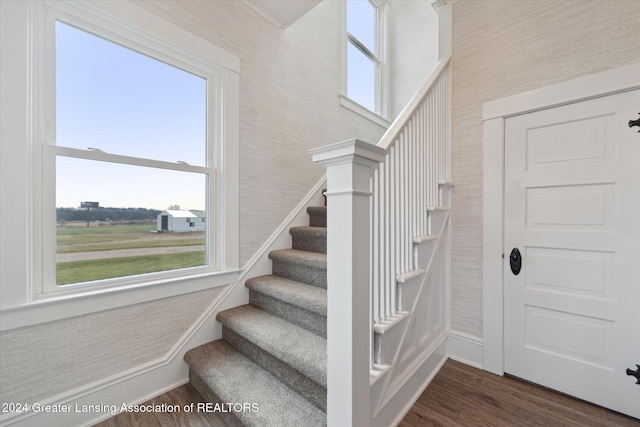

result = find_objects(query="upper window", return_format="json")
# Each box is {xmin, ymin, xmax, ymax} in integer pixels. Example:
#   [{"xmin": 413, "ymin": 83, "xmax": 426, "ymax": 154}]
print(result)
[
  {"xmin": 33, "ymin": 1, "xmax": 239, "ymax": 296},
  {"xmin": 344, "ymin": 0, "xmax": 387, "ymax": 119}
]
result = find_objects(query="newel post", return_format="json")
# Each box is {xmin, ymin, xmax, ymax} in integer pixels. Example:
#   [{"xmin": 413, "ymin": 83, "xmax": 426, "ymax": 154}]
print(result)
[{"xmin": 310, "ymin": 139, "xmax": 386, "ymax": 427}]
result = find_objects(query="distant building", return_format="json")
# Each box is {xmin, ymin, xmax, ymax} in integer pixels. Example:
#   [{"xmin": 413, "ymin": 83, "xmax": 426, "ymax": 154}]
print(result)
[{"xmin": 157, "ymin": 210, "xmax": 205, "ymax": 232}]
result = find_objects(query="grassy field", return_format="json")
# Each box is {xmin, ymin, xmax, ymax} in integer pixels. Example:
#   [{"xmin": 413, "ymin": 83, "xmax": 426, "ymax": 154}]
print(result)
[
  {"xmin": 57, "ymin": 223, "xmax": 155, "ymax": 234},
  {"xmin": 56, "ymin": 222, "xmax": 205, "ymax": 285},
  {"xmin": 57, "ymin": 224, "xmax": 156, "ymax": 245},
  {"xmin": 57, "ymin": 237, "xmax": 205, "ymax": 253},
  {"xmin": 57, "ymin": 252, "xmax": 205, "ymax": 285}
]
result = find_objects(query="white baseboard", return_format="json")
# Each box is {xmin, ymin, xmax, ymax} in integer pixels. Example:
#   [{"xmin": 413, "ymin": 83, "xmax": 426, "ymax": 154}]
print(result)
[
  {"xmin": 3, "ymin": 358, "xmax": 188, "ymax": 427},
  {"xmin": 449, "ymin": 330, "xmax": 484, "ymax": 369}
]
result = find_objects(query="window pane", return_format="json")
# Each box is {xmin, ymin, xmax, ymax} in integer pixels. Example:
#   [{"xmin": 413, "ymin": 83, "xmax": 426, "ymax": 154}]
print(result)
[
  {"xmin": 347, "ymin": 0, "xmax": 376, "ymax": 54},
  {"xmin": 56, "ymin": 157, "xmax": 207, "ymax": 285},
  {"xmin": 56, "ymin": 21, "xmax": 207, "ymax": 166},
  {"xmin": 347, "ymin": 42, "xmax": 376, "ymax": 112}
]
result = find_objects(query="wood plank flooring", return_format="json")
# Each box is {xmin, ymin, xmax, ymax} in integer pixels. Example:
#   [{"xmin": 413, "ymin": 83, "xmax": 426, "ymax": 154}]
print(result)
[
  {"xmin": 94, "ymin": 359, "xmax": 640, "ymax": 426},
  {"xmin": 399, "ymin": 360, "xmax": 640, "ymax": 427},
  {"xmin": 93, "ymin": 383, "xmax": 227, "ymax": 427}
]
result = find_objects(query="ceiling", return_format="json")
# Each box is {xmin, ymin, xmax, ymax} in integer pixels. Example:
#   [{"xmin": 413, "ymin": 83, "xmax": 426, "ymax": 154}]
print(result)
[{"xmin": 242, "ymin": 0, "xmax": 323, "ymax": 29}]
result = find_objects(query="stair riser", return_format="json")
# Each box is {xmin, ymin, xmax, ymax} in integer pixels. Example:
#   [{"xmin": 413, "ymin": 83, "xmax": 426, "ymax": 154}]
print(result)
[
  {"xmin": 250, "ymin": 291, "xmax": 327, "ymax": 338},
  {"xmin": 222, "ymin": 327, "xmax": 327, "ymax": 412},
  {"xmin": 307, "ymin": 208, "xmax": 326, "ymax": 228},
  {"xmin": 309, "ymin": 217, "xmax": 326, "ymax": 228},
  {"xmin": 292, "ymin": 234, "xmax": 326, "ymax": 254},
  {"xmin": 427, "ymin": 209, "xmax": 447, "ymax": 235},
  {"xmin": 189, "ymin": 372, "xmax": 244, "ymax": 427},
  {"xmin": 272, "ymin": 260, "xmax": 327, "ymax": 288}
]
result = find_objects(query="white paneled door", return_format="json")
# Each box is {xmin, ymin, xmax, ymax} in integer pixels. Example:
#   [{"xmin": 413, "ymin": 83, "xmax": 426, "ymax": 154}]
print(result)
[{"xmin": 504, "ymin": 89, "xmax": 640, "ymax": 419}]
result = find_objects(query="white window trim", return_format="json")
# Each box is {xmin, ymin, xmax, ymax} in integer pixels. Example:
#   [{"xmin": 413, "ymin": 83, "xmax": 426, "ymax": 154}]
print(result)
[
  {"xmin": 339, "ymin": 94, "xmax": 390, "ymax": 128},
  {"xmin": 0, "ymin": 0, "xmax": 240, "ymax": 328},
  {"xmin": 340, "ymin": 0, "xmax": 390, "ymax": 126}
]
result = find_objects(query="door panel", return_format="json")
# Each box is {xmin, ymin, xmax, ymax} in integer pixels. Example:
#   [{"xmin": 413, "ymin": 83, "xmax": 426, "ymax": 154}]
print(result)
[{"xmin": 504, "ymin": 89, "xmax": 640, "ymax": 419}]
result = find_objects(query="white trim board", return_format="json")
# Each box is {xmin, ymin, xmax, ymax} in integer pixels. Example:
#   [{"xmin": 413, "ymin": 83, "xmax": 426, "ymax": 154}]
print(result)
[
  {"xmin": 371, "ymin": 334, "xmax": 448, "ymax": 427},
  {"xmin": 449, "ymin": 331, "xmax": 483, "ymax": 370},
  {"xmin": 482, "ymin": 62, "xmax": 640, "ymax": 376},
  {"xmin": 483, "ymin": 62, "xmax": 640, "ymax": 120}
]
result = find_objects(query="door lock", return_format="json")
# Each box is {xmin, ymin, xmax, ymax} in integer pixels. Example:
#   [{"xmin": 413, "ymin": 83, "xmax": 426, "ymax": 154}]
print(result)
[
  {"xmin": 629, "ymin": 113, "xmax": 640, "ymax": 132},
  {"xmin": 510, "ymin": 248, "xmax": 522, "ymax": 275},
  {"xmin": 627, "ymin": 364, "xmax": 640, "ymax": 385}
]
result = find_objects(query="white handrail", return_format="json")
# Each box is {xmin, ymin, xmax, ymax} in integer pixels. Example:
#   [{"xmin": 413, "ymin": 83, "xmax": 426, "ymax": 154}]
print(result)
[
  {"xmin": 371, "ymin": 57, "xmax": 450, "ymax": 328},
  {"xmin": 377, "ymin": 57, "xmax": 451, "ymax": 150}
]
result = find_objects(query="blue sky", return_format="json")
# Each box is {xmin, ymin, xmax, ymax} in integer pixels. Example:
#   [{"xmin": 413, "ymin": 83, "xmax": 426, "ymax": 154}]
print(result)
[
  {"xmin": 347, "ymin": 0, "xmax": 377, "ymax": 112},
  {"xmin": 55, "ymin": 21, "xmax": 206, "ymax": 210},
  {"xmin": 55, "ymin": 3, "xmax": 375, "ymax": 211}
]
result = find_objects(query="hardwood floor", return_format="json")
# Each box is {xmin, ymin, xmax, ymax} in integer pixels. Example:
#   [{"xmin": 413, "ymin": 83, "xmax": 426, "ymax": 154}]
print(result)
[
  {"xmin": 94, "ymin": 359, "xmax": 640, "ymax": 426},
  {"xmin": 93, "ymin": 383, "xmax": 227, "ymax": 427},
  {"xmin": 399, "ymin": 360, "xmax": 640, "ymax": 427}
]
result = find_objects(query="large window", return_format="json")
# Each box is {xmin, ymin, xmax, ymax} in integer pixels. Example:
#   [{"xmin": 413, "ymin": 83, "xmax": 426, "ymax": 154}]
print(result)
[
  {"xmin": 343, "ymin": 0, "xmax": 388, "ymax": 122},
  {"xmin": 53, "ymin": 21, "xmax": 208, "ymax": 287},
  {"xmin": 31, "ymin": 1, "xmax": 239, "ymax": 297}
]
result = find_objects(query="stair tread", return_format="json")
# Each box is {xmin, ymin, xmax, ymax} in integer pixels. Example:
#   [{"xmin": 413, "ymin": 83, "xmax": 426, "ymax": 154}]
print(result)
[
  {"xmin": 217, "ymin": 305, "xmax": 327, "ymax": 386},
  {"xmin": 269, "ymin": 249, "xmax": 327, "ymax": 270},
  {"xmin": 306, "ymin": 206, "xmax": 326, "ymax": 215},
  {"xmin": 185, "ymin": 340, "xmax": 326, "ymax": 426},
  {"xmin": 413, "ymin": 235, "xmax": 438, "ymax": 243},
  {"xmin": 289, "ymin": 226, "xmax": 327, "ymax": 236},
  {"xmin": 246, "ymin": 275, "xmax": 326, "ymax": 316}
]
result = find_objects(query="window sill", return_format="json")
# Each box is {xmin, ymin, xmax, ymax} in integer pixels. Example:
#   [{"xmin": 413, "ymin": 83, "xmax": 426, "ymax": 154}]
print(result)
[
  {"xmin": 0, "ymin": 269, "xmax": 240, "ymax": 331},
  {"xmin": 339, "ymin": 95, "xmax": 391, "ymax": 129}
]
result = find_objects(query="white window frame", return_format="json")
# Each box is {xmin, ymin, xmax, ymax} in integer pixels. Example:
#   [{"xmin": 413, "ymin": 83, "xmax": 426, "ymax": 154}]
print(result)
[
  {"xmin": 340, "ymin": 0, "xmax": 390, "ymax": 128},
  {"xmin": 14, "ymin": 0, "xmax": 239, "ymax": 308}
]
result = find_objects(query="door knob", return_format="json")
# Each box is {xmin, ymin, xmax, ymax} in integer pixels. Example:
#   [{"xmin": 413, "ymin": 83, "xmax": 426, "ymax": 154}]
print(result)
[
  {"xmin": 627, "ymin": 364, "xmax": 640, "ymax": 384},
  {"xmin": 629, "ymin": 113, "xmax": 640, "ymax": 132},
  {"xmin": 510, "ymin": 248, "xmax": 522, "ymax": 275}
]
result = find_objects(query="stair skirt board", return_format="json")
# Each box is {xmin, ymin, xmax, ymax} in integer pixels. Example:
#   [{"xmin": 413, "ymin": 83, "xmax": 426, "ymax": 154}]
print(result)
[
  {"xmin": 370, "ymin": 208, "xmax": 451, "ymax": 423},
  {"xmin": 371, "ymin": 335, "xmax": 448, "ymax": 427}
]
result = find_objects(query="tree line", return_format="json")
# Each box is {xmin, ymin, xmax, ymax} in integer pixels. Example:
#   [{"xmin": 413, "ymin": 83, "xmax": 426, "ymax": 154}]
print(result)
[{"xmin": 57, "ymin": 207, "xmax": 162, "ymax": 222}]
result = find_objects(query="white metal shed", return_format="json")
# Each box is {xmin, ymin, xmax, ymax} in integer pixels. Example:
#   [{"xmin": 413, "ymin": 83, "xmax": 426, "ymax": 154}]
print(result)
[{"xmin": 157, "ymin": 210, "xmax": 205, "ymax": 232}]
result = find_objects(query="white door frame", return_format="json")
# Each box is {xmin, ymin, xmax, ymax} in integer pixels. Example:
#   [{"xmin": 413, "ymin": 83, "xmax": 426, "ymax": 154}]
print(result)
[{"xmin": 481, "ymin": 62, "xmax": 640, "ymax": 375}]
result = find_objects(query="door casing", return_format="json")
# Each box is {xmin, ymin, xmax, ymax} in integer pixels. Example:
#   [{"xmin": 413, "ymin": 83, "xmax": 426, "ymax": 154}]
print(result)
[{"xmin": 481, "ymin": 62, "xmax": 640, "ymax": 375}]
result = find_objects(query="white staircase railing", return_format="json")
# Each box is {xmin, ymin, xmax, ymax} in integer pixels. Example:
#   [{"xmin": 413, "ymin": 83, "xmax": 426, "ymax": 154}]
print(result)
[
  {"xmin": 311, "ymin": 56, "xmax": 451, "ymax": 427},
  {"xmin": 372, "ymin": 57, "xmax": 450, "ymax": 328}
]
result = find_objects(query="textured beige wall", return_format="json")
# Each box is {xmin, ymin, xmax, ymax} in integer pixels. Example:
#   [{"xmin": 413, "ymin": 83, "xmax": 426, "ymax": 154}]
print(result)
[
  {"xmin": 388, "ymin": 0, "xmax": 439, "ymax": 118},
  {"xmin": 0, "ymin": 287, "xmax": 224, "ymax": 404},
  {"xmin": 450, "ymin": 0, "xmax": 640, "ymax": 337}
]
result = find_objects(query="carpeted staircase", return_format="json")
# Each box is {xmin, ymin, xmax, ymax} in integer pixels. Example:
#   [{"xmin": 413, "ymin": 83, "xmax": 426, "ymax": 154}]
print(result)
[{"xmin": 184, "ymin": 206, "xmax": 328, "ymax": 427}]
